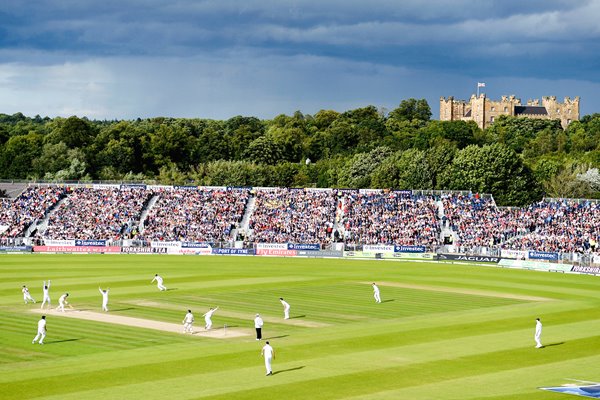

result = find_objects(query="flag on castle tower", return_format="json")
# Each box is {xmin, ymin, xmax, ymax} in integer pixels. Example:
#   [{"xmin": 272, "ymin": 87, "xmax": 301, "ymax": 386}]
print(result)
[{"xmin": 477, "ymin": 82, "xmax": 486, "ymax": 88}]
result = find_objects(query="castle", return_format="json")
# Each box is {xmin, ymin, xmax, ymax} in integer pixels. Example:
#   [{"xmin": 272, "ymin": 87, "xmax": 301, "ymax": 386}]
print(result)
[{"xmin": 439, "ymin": 94, "xmax": 580, "ymax": 129}]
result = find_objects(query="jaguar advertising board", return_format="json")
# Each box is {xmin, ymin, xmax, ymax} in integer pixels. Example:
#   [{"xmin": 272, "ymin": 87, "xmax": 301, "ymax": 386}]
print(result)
[{"xmin": 436, "ymin": 254, "xmax": 501, "ymax": 263}]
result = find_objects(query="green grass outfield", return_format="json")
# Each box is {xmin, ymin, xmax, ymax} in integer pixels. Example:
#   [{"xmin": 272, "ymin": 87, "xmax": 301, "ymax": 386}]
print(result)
[{"xmin": 1, "ymin": 254, "xmax": 599, "ymax": 400}]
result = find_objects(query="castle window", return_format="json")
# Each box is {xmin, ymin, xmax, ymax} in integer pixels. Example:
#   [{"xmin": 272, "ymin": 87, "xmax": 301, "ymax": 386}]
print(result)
[
  {"xmin": 567, "ymin": 119, "xmax": 572, "ymax": 125},
  {"xmin": 491, "ymin": 106, "xmax": 495, "ymax": 112},
  {"xmin": 503, "ymin": 107, "xmax": 508, "ymax": 112},
  {"xmin": 490, "ymin": 116, "xmax": 495, "ymax": 123}
]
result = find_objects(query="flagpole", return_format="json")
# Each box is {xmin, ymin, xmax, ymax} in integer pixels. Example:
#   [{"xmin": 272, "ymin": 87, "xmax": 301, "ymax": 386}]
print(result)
[{"xmin": 477, "ymin": 83, "xmax": 480, "ymax": 97}]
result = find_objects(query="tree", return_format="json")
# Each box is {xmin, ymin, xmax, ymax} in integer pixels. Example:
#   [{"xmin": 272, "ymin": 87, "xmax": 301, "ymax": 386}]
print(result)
[
  {"xmin": 0, "ymin": 132, "xmax": 43, "ymax": 178},
  {"xmin": 577, "ymin": 168, "xmax": 600, "ymax": 191},
  {"xmin": 388, "ymin": 98, "xmax": 432, "ymax": 122},
  {"xmin": 486, "ymin": 116, "xmax": 562, "ymax": 153},
  {"xmin": 338, "ymin": 146, "xmax": 394, "ymax": 188},
  {"xmin": 45, "ymin": 116, "xmax": 97, "ymax": 149},
  {"xmin": 439, "ymin": 143, "xmax": 542, "ymax": 206},
  {"xmin": 242, "ymin": 136, "xmax": 285, "ymax": 165}
]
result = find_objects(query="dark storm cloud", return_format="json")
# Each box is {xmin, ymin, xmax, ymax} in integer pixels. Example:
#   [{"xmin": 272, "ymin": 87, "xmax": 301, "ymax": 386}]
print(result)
[{"xmin": 0, "ymin": 0, "xmax": 598, "ymax": 119}]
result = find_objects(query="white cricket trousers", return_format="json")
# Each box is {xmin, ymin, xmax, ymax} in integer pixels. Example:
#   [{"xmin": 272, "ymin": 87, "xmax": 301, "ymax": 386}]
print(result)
[
  {"xmin": 264, "ymin": 356, "xmax": 272, "ymax": 374},
  {"xmin": 33, "ymin": 330, "xmax": 46, "ymax": 344}
]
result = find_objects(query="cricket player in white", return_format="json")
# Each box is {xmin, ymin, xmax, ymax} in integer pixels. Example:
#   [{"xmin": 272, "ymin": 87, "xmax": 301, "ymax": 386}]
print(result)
[
  {"xmin": 254, "ymin": 313, "xmax": 264, "ymax": 340},
  {"xmin": 22, "ymin": 285, "xmax": 36, "ymax": 304},
  {"xmin": 261, "ymin": 341, "xmax": 275, "ymax": 376},
  {"xmin": 203, "ymin": 307, "xmax": 218, "ymax": 330},
  {"xmin": 372, "ymin": 283, "xmax": 381, "ymax": 303},
  {"xmin": 32, "ymin": 315, "xmax": 47, "ymax": 345},
  {"xmin": 99, "ymin": 287, "xmax": 109, "ymax": 312},
  {"xmin": 41, "ymin": 280, "xmax": 51, "ymax": 309},
  {"xmin": 535, "ymin": 318, "xmax": 543, "ymax": 348},
  {"xmin": 183, "ymin": 309, "xmax": 194, "ymax": 333},
  {"xmin": 279, "ymin": 297, "xmax": 290, "ymax": 319},
  {"xmin": 57, "ymin": 293, "xmax": 69, "ymax": 312},
  {"xmin": 151, "ymin": 274, "xmax": 167, "ymax": 291}
]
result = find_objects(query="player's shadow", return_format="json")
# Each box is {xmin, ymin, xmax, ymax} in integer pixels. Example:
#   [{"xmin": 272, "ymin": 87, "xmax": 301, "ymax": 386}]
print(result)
[
  {"xmin": 273, "ymin": 366, "xmax": 305, "ymax": 375},
  {"xmin": 543, "ymin": 342, "xmax": 565, "ymax": 348},
  {"xmin": 45, "ymin": 338, "xmax": 81, "ymax": 344},
  {"xmin": 165, "ymin": 288, "xmax": 177, "ymax": 291},
  {"xmin": 110, "ymin": 307, "xmax": 135, "ymax": 312},
  {"xmin": 381, "ymin": 299, "xmax": 395, "ymax": 303},
  {"xmin": 291, "ymin": 315, "xmax": 306, "ymax": 319},
  {"xmin": 266, "ymin": 335, "xmax": 289, "ymax": 340}
]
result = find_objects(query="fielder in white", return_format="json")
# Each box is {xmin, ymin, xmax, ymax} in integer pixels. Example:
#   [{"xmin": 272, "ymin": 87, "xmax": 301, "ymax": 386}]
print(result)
[
  {"xmin": 535, "ymin": 318, "xmax": 543, "ymax": 348},
  {"xmin": 57, "ymin": 293, "xmax": 69, "ymax": 312},
  {"xmin": 32, "ymin": 315, "xmax": 47, "ymax": 345},
  {"xmin": 41, "ymin": 280, "xmax": 51, "ymax": 309},
  {"xmin": 203, "ymin": 307, "xmax": 218, "ymax": 330},
  {"xmin": 261, "ymin": 341, "xmax": 275, "ymax": 376},
  {"xmin": 372, "ymin": 283, "xmax": 381, "ymax": 303},
  {"xmin": 99, "ymin": 287, "xmax": 109, "ymax": 312},
  {"xmin": 151, "ymin": 274, "xmax": 167, "ymax": 291},
  {"xmin": 279, "ymin": 297, "xmax": 290, "ymax": 319},
  {"xmin": 22, "ymin": 285, "xmax": 36, "ymax": 304},
  {"xmin": 183, "ymin": 309, "xmax": 194, "ymax": 334}
]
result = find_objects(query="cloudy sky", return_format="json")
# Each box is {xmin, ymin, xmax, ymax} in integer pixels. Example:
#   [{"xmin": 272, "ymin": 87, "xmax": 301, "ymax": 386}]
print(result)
[{"xmin": 1, "ymin": 0, "xmax": 599, "ymax": 120}]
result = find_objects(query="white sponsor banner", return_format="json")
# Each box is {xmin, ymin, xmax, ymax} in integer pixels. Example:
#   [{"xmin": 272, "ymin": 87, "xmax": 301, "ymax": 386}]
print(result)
[
  {"xmin": 363, "ymin": 244, "xmax": 395, "ymax": 253},
  {"xmin": 92, "ymin": 184, "xmax": 120, "ymax": 189},
  {"xmin": 256, "ymin": 243, "xmax": 288, "ymax": 250},
  {"xmin": 147, "ymin": 185, "xmax": 173, "ymax": 190},
  {"xmin": 150, "ymin": 241, "xmax": 181, "ymax": 248},
  {"xmin": 500, "ymin": 249, "xmax": 528, "ymax": 259},
  {"xmin": 44, "ymin": 239, "xmax": 76, "ymax": 246},
  {"xmin": 594, "ymin": 254, "xmax": 600, "ymax": 265},
  {"xmin": 359, "ymin": 189, "xmax": 383, "ymax": 194},
  {"xmin": 178, "ymin": 247, "xmax": 212, "ymax": 255}
]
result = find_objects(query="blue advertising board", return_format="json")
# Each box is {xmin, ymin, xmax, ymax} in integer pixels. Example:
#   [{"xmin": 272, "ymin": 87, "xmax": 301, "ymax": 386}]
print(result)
[
  {"xmin": 74, "ymin": 239, "xmax": 106, "ymax": 247},
  {"xmin": 212, "ymin": 248, "xmax": 253, "ymax": 255},
  {"xmin": 528, "ymin": 251, "xmax": 559, "ymax": 261},
  {"xmin": 287, "ymin": 243, "xmax": 320, "ymax": 251},
  {"xmin": 394, "ymin": 245, "xmax": 426, "ymax": 253}
]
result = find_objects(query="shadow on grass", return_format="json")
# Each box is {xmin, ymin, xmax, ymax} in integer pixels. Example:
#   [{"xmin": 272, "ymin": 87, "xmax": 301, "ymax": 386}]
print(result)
[
  {"xmin": 291, "ymin": 315, "xmax": 306, "ymax": 319},
  {"xmin": 273, "ymin": 366, "xmax": 305, "ymax": 375},
  {"xmin": 381, "ymin": 299, "xmax": 395, "ymax": 303},
  {"xmin": 45, "ymin": 338, "xmax": 81, "ymax": 344},
  {"xmin": 266, "ymin": 335, "xmax": 289, "ymax": 340},
  {"xmin": 110, "ymin": 307, "xmax": 136, "ymax": 312},
  {"xmin": 165, "ymin": 288, "xmax": 177, "ymax": 291},
  {"xmin": 542, "ymin": 342, "xmax": 565, "ymax": 348}
]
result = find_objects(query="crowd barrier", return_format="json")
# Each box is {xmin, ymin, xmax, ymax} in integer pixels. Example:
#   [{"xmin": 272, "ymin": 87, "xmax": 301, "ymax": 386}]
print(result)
[{"xmin": 3, "ymin": 240, "xmax": 598, "ymax": 277}]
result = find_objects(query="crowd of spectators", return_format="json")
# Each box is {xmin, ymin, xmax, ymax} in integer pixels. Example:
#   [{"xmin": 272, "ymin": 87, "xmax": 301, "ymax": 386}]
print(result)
[
  {"xmin": 248, "ymin": 188, "xmax": 337, "ymax": 244},
  {"xmin": 4, "ymin": 183, "xmax": 600, "ymax": 256},
  {"xmin": 443, "ymin": 194, "xmax": 600, "ymax": 254},
  {"xmin": 500, "ymin": 200, "xmax": 600, "ymax": 254},
  {"xmin": 0, "ymin": 186, "xmax": 64, "ymax": 238},
  {"xmin": 341, "ymin": 191, "xmax": 441, "ymax": 248},
  {"xmin": 40, "ymin": 187, "xmax": 152, "ymax": 240},
  {"xmin": 442, "ymin": 194, "xmax": 523, "ymax": 250},
  {"xmin": 141, "ymin": 188, "xmax": 249, "ymax": 243}
]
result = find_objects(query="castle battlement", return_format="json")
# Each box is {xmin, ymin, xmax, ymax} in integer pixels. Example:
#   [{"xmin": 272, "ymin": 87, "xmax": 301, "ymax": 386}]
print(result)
[{"xmin": 440, "ymin": 93, "xmax": 579, "ymax": 129}]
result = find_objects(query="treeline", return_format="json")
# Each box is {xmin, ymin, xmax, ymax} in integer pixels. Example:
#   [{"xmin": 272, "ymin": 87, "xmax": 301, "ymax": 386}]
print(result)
[{"xmin": 1, "ymin": 99, "xmax": 599, "ymax": 206}]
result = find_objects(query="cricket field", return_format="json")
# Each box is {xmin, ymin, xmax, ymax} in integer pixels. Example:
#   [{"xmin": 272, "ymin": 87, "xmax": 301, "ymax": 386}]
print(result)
[{"xmin": 1, "ymin": 254, "xmax": 599, "ymax": 399}]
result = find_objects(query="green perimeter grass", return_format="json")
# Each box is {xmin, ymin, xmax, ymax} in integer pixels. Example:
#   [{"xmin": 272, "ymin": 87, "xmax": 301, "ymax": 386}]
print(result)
[{"xmin": 0, "ymin": 254, "xmax": 599, "ymax": 399}]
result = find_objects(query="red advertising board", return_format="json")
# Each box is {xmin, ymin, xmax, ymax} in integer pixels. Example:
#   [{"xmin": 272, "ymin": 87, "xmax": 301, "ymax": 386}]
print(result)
[
  {"xmin": 33, "ymin": 246, "xmax": 121, "ymax": 254},
  {"xmin": 256, "ymin": 249, "xmax": 298, "ymax": 256}
]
